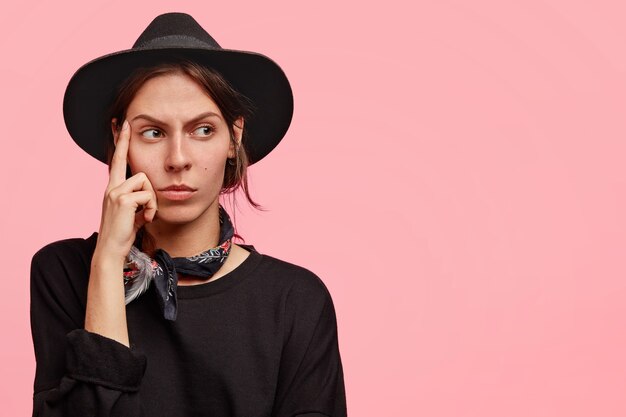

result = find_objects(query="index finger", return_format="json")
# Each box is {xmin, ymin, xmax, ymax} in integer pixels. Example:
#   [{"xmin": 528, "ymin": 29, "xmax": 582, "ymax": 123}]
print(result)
[{"xmin": 109, "ymin": 120, "xmax": 131, "ymax": 188}]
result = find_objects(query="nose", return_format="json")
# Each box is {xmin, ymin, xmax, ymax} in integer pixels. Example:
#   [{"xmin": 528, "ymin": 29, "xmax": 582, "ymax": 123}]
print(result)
[{"xmin": 164, "ymin": 132, "xmax": 192, "ymax": 172}]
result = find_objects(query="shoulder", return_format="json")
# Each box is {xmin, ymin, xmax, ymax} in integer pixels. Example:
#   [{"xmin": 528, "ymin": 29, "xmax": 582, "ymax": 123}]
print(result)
[
  {"xmin": 254, "ymin": 250, "xmax": 334, "ymax": 306},
  {"xmin": 31, "ymin": 232, "xmax": 99, "ymax": 278},
  {"xmin": 254, "ymin": 253, "xmax": 340, "ymax": 344},
  {"xmin": 30, "ymin": 232, "xmax": 99, "ymax": 314},
  {"xmin": 32, "ymin": 232, "xmax": 98, "ymax": 262}
]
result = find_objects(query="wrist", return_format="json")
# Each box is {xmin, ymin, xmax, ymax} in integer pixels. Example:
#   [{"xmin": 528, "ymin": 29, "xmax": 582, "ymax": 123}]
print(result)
[{"xmin": 91, "ymin": 250, "xmax": 126, "ymax": 272}]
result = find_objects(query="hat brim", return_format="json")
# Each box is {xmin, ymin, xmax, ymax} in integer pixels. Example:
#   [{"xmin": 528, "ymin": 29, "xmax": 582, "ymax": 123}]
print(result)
[{"xmin": 63, "ymin": 46, "xmax": 293, "ymax": 165}]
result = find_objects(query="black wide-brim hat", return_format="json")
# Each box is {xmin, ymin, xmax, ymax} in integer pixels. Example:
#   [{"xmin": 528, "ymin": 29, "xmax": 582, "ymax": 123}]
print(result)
[{"xmin": 63, "ymin": 12, "xmax": 293, "ymax": 166}]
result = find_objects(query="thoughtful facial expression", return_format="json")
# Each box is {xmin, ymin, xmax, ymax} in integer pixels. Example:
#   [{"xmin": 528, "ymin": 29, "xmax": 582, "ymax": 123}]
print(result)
[{"xmin": 113, "ymin": 72, "xmax": 240, "ymax": 225}]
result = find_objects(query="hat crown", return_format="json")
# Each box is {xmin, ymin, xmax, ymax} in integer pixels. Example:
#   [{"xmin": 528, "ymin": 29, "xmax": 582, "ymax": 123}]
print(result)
[{"xmin": 132, "ymin": 12, "xmax": 221, "ymax": 49}]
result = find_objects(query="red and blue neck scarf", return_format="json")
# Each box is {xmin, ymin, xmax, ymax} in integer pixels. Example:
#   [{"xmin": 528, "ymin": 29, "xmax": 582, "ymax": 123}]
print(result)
[{"xmin": 122, "ymin": 204, "xmax": 234, "ymax": 321}]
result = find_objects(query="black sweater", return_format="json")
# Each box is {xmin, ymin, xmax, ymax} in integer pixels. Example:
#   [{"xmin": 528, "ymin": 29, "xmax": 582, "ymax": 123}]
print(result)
[{"xmin": 30, "ymin": 232, "xmax": 347, "ymax": 416}]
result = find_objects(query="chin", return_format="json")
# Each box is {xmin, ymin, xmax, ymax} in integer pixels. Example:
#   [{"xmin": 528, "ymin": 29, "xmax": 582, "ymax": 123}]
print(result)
[{"xmin": 154, "ymin": 206, "xmax": 205, "ymax": 225}]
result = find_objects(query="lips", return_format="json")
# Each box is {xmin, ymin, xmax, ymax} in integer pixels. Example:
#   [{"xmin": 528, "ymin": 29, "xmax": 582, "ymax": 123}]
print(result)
[
  {"xmin": 160, "ymin": 184, "xmax": 196, "ymax": 191},
  {"xmin": 158, "ymin": 185, "xmax": 197, "ymax": 201}
]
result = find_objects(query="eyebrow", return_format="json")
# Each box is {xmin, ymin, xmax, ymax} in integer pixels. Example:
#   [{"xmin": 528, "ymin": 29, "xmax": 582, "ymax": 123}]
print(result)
[{"xmin": 130, "ymin": 111, "xmax": 222, "ymax": 126}]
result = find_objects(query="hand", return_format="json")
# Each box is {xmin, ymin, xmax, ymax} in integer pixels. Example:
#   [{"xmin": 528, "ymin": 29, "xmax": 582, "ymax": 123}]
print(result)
[{"xmin": 95, "ymin": 119, "xmax": 158, "ymax": 262}]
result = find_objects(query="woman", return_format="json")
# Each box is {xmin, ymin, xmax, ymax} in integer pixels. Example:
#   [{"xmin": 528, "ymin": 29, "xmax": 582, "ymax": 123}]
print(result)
[{"xmin": 30, "ymin": 12, "xmax": 346, "ymax": 417}]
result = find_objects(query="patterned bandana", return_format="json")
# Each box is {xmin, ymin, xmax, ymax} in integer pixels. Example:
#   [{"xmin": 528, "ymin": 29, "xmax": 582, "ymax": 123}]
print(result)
[{"xmin": 122, "ymin": 204, "xmax": 234, "ymax": 321}]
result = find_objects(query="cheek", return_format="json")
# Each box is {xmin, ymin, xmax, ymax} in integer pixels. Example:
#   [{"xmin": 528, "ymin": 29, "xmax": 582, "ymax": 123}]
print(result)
[
  {"xmin": 201, "ymin": 162, "xmax": 225, "ymax": 176},
  {"xmin": 127, "ymin": 143, "xmax": 151, "ymax": 171},
  {"xmin": 200, "ymin": 159, "xmax": 228, "ymax": 185},
  {"xmin": 197, "ymin": 146, "xmax": 229, "ymax": 174}
]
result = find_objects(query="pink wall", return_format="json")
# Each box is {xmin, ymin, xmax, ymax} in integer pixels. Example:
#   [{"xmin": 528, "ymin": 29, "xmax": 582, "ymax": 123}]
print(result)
[{"xmin": 3, "ymin": 0, "xmax": 626, "ymax": 415}]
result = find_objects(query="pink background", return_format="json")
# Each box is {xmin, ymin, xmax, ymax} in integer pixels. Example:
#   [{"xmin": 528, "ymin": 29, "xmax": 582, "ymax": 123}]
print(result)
[{"xmin": 2, "ymin": 0, "xmax": 626, "ymax": 415}]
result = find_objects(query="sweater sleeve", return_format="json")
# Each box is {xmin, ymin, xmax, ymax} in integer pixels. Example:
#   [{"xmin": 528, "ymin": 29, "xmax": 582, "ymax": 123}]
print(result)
[
  {"xmin": 30, "ymin": 239, "xmax": 147, "ymax": 417},
  {"xmin": 271, "ymin": 272, "xmax": 347, "ymax": 417}
]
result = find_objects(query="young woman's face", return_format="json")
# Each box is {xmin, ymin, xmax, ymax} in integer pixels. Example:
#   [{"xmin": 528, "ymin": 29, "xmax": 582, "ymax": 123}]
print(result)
[{"xmin": 113, "ymin": 72, "xmax": 240, "ymax": 225}]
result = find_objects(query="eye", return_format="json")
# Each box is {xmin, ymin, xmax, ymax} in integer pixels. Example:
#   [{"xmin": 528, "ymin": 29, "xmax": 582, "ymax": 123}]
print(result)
[
  {"xmin": 141, "ymin": 129, "xmax": 163, "ymax": 140},
  {"xmin": 193, "ymin": 125, "xmax": 215, "ymax": 137}
]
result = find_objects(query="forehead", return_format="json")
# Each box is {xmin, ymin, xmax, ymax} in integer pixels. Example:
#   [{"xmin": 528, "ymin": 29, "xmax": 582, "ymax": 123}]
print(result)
[{"xmin": 127, "ymin": 72, "xmax": 222, "ymax": 118}]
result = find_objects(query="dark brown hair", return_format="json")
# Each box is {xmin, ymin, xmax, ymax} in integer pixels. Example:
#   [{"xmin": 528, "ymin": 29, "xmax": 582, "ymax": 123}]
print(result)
[{"xmin": 105, "ymin": 58, "xmax": 265, "ymax": 251}]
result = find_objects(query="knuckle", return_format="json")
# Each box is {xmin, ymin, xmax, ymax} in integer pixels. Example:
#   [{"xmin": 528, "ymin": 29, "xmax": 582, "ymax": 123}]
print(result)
[
  {"xmin": 108, "ymin": 187, "xmax": 120, "ymax": 199},
  {"xmin": 118, "ymin": 193, "xmax": 132, "ymax": 205}
]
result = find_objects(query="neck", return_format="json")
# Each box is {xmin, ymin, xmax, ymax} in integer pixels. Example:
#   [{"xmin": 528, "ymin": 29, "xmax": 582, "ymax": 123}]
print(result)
[{"xmin": 143, "ymin": 202, "xmax": 222, "ymax": 258}]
